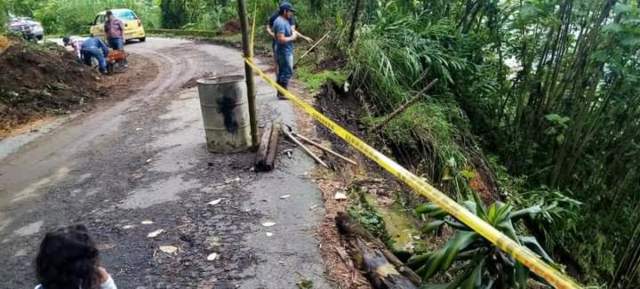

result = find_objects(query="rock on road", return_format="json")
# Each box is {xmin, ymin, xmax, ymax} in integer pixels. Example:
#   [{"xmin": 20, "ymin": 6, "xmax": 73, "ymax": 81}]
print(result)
[{"xmin": 0, "ymin": 38, "xmax": 333, "ymax": 289}]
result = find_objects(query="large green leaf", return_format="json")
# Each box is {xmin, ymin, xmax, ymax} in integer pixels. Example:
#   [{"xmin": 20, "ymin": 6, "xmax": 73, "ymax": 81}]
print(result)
[
  {"xmin": 459, "ymin": 258, "xmax": 485, "ymax": 289},
  {"xmin": 420, "ymin": 283, "xmax": 452, "ymax": 289},
  {"xmin": 440, "ymin": 231, "xmax": 480, "ymax": 273},
  {"xmin": 519, "ymin": 236, "xmax": 554, "ymax": 263},
  {"xmin": 422, "ymin": 220, "xmax": 445, "ymax": 234},
  {"xmin": 416, "ymin": 203, "xmax": 448, "ymax": 219}
]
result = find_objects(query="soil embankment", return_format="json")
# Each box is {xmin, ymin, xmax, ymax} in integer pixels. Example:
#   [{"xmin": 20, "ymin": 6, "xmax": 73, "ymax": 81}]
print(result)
[{"xmin": 0, "ymin": 39, "xmax": 101, "ymax": 136}]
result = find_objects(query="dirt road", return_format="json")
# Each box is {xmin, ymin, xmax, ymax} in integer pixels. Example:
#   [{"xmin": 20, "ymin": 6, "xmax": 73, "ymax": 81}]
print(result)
[{"xmin": 0, "ymin": 38, "xmax": 332, "ymax": 289}]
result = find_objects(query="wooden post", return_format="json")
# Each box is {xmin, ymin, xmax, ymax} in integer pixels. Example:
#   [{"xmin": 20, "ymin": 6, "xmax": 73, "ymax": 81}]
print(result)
[
  {"xmin": 237, "ymin": 0, "xmax": 259, "ymax": 148},
  {"xmin": 348, "ymin": 0, "xmax": 362, "ymax": 44}
]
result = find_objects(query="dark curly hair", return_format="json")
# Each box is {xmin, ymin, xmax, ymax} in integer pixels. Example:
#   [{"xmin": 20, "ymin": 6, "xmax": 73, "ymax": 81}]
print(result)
[{"xmin": 35, "ymin": 225, "xmax": 101, "ymax": 289}]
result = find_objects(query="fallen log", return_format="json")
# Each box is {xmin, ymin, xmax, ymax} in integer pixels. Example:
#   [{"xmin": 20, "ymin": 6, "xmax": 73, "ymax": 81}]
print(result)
[{"xmin": 336, "ymin": 212, "xmax": 421, "ymax": 289}]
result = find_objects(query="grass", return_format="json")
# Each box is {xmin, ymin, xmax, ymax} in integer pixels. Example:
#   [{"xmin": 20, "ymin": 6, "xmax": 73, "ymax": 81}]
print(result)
[{"xmin": 296, "ymin": 66, "xmax": 348, "ymax": 92}]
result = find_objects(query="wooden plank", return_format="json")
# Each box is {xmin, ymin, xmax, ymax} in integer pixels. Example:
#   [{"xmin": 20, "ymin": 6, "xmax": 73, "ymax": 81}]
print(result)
[{"xmin": 264, "ymin": 122, "xmax": 281, "ymax": 170}]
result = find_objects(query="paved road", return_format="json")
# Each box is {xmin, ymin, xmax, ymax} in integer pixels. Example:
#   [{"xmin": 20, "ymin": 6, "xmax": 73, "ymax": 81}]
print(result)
[{"xmin": 0, "ymin": 38, "xmax": 332, "ymax": 289}]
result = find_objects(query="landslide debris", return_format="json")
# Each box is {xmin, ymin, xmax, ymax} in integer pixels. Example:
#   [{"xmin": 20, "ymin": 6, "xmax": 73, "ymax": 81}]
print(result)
[{"xmin": 0, "ymin": 38, "xmax": 102, "ymax": 135}]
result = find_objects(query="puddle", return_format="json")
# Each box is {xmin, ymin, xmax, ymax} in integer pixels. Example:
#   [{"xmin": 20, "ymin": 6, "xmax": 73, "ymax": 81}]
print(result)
[
  {"xmin": 120, "ymin": 176, "xmax": 200, "ymax": 209},
  {"xmin": 14, "ymin": 220, "xmax": 43, "ymax": 237}
]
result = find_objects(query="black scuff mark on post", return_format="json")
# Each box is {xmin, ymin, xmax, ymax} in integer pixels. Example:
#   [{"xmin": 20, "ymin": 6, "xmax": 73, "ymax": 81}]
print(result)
[{"xmin": 218, "ymin": 94, "xmax": 238, "ymax": 134}]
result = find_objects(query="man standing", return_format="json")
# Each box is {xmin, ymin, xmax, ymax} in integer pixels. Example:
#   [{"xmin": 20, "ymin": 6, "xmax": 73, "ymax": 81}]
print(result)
[
  {"xmin": 104, "ymin": 10, "xmax": 124, "ymax": 50},
  {"xmin": 80, "ymin": 36, "xmax": 109, "ymax": 74},
  {"xmin": 266, "ymin": 2, "xmax": 311, "ymax": 74},
  {"xmin": 104, "ymin": 10, "xmax": 127, "ymax": 67},
  {"xmin": 273, "ymin": 3, "xmax": 301, "ymax": 99}
]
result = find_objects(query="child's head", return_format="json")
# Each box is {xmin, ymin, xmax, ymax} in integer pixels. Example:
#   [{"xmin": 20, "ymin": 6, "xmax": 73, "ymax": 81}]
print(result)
[{"xmin": 36, "ymin": 225, "xmax": 101, "ymax": 289}]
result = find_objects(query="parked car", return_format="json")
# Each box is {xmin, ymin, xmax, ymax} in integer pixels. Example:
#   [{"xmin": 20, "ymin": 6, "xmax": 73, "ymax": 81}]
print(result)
[
  {"xmin": 90, "ymin": 9, "xmax": 146, "ymax": 42},
  {"xmin": 8, "ymin": 17, "xmax": 44, "ymax": 41}
]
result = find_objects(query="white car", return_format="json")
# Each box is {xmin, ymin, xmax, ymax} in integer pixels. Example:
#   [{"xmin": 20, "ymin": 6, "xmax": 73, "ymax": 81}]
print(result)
[{"xmin": 8, "ymin": 17, "xmax": 44, "ymax": 41}]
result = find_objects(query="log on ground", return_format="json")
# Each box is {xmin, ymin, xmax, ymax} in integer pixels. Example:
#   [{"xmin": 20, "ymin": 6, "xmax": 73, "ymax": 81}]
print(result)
[{"xmin": 336, "ymin": 212, "xmax": 420, "ymax": 289}]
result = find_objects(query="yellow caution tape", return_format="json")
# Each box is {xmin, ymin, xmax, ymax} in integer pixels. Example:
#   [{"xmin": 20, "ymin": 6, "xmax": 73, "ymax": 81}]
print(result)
[{"xmin": 243, "ymin": 59, "xmax": 582, "ymax": 289}]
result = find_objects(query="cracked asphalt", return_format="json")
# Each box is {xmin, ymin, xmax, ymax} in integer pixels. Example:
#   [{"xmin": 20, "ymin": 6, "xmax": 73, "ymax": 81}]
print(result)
[{"xmin": 0, "ymin": 38, "xmax": 333, "ymax": 289}]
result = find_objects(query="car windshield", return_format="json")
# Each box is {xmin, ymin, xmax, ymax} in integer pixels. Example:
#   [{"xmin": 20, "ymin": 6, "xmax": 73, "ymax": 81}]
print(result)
[{"xmin": 115, "ymin": 10, "xmax": 137, "ymax": 20}]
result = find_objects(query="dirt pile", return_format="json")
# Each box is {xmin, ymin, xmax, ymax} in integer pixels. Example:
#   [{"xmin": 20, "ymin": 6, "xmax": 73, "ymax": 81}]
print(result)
[
  {"xmin": 221, "ymin": 20, "xmax": 241, "ymax": 35},
  {"xmin": 0, "ymin": 39, "xmax": 102, "ymax": 135}
]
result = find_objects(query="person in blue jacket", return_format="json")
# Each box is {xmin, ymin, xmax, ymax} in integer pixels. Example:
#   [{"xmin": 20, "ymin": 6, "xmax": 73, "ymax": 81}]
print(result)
[{"xmin": 80, "ymin": 36, "xmax": 109, "ymax": 75}]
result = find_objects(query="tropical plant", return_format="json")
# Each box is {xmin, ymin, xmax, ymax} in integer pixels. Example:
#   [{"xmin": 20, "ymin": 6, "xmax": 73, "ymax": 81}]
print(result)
[{"xmin": 408, "ymin": 199, "xmax": 556, "ymax": 289}]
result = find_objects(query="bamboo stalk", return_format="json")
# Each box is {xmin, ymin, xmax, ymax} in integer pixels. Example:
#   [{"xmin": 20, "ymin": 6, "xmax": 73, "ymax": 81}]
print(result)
[
  {"xmin": 291, "ymin": 131, "xmax": 358, "ymax": 166},
  {"xmin": 236, "ymin": 0, "xmax": 258, "ymax": 147},
  {"xmin": 282, "ymin": 126, "xmax": 329, "ymax": 168},
  {"xmin": 298, "ymin": 31, "xmax": 331, "ymax": 63},
  {"xmin": 369, "ymin": 79, "xmax": 439, "ymax": 133}
]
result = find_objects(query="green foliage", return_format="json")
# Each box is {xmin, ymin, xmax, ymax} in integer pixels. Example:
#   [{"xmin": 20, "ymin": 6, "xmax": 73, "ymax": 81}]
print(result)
[
  {"xmin": 0, "ymin": 0, "xmax": 7, "ymax": 33},
  {"xmin": 347, "ymin": 190, "xmax": 388, "ymax": 241},
  {"xmin": 32, "ymin": 0, "xmax": 160, "ymax": 34},
  {"xmin": 348, "ymin": 0, "xmax": 640, "ymax": 286},
  {"xmin": 296, "ymin": 67, "xmax": 347, "ymax": 92},
  {"xmin": 411, "ymin": 200, "xmax": 557, "ymax": 289}
]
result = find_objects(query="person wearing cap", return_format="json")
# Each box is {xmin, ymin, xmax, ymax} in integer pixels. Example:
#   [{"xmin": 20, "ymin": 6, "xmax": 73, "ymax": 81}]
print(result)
[
  {"xmin": 266, "ymin": 2, "xmax": 312, "ymax": 75},
  {"xmin": 63, "ymin": 36, "xmax": 84, "ymax": 61},
  {"xmin": 272, "ymin": 3, "xmax": 302, "ymax": 99}
]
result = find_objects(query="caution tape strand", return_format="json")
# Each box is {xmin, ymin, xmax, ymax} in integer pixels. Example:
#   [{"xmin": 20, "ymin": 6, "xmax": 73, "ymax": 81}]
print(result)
[{"xmin": 243, "ymin": 58, "xmax": 583, "ymax": 289}]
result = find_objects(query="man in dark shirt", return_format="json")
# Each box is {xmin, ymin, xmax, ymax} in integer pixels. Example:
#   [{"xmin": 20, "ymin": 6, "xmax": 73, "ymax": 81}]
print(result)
[{"xmin": 104, "ymin": 11, "xmax": 124, "ymax": 50}]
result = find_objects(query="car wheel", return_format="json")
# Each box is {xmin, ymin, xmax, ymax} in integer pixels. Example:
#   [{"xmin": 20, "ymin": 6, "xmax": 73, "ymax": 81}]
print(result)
[{"xmin": 140, "ymin": 37, "xmax": 146, "ymax": 42}]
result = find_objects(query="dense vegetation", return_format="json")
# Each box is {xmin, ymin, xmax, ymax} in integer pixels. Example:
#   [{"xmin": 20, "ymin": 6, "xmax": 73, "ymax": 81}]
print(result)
[
  {"xmin": 2, "ymin": 0, "xmax": 639, "ymax": 288},
  {"xmin": 347, "ymin": 1, "xmax": 640, "ymax": 287}
]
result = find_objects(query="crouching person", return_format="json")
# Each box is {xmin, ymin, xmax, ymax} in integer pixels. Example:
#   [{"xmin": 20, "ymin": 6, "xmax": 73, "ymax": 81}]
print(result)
[
  {"xmin": 34, "ymin": 225, "xmax": 117, "ymax": 289},
  {"xmin": 80, "ymin": 36, "xmax": 109, "ymax": 75},
  {"xmin": 62, "ymin": 36, "xmax": 83, "ymax": 61}
]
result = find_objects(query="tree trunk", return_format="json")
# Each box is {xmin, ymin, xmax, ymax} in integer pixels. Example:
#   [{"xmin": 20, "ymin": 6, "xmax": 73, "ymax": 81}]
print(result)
[{"xmin": 348, "ymin": 0, "xmax": 362, "ymax": 44}]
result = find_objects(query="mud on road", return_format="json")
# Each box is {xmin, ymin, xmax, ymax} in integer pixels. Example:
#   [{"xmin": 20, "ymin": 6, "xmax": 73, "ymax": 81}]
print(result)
[{"xmin": 0, "ymin": 38, "xmax": 332, "ymax": 289}]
